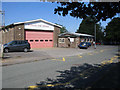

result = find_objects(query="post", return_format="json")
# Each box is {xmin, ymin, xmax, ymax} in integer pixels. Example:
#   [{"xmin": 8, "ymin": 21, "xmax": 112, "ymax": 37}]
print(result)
[
  {"xmin": 0, "ymin": 10, "xmax": 5, "ymax": 58},
  {"xmin": 94, "ymin": 23, "xmax": 96, "ymax": 49}
]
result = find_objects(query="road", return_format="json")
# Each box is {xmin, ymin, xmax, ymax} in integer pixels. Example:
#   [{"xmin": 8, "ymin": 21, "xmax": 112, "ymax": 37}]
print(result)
[
  {"xmin": 2, "ymin": 46, "xmax": 119, "ymax": 88},
  {"xmin": 2, "ymin": 47, "xmax": 95, "ymax": 66}
]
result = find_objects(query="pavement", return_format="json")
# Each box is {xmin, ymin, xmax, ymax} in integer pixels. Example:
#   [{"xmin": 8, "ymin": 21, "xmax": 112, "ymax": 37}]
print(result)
[
  {"xmin": 1, "ymin": 46, "xmax": 97, "ymax": 66},
  {"xmin": 2, "ymin": 45, "xmax": 119, "ymax": 88}
]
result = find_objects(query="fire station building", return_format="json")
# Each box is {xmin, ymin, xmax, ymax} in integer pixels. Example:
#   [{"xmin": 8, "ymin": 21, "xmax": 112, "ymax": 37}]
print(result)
[{"xmin": 1, "ymin": 19, "xmax": 62, "ymax": 48}]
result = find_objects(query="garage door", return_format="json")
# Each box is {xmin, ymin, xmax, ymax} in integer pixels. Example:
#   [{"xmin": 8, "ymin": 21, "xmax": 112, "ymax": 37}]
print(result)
[{"xmin": 25, "ymin": 30, "xmax": 53, "ymax": 48}]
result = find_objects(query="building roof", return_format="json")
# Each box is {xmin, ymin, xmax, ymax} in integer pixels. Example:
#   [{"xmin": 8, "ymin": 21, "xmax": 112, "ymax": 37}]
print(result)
[
  {"xmin": 59, "ymin": 32, "xmax": 94, "ymax": 37},
  {"xmin": 2, "ymin": 19, "xmax": 62, "ymax": 29},
  {"xmin": 13, "ymin": 18, "xmax": 62, "ymax": 28}
]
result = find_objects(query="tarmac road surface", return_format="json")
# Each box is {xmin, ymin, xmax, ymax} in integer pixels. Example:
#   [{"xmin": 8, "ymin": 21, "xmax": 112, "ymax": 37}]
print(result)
[{"xmin": 2, "ymin": 45, "xmax": 119, "ymax": 88}]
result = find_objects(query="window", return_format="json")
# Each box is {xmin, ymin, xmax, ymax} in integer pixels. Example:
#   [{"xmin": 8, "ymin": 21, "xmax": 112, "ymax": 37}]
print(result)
[
  {"xmin": 59, "ymin": 38, "xmax": 65, "ymax": 43},
  {"xmin": 17, "ymin": 41, "xmax": 22, "ymax": 44},
  {"xmin": 49, "ymin": 40, "xmax": 53, "ymax": 42},
  {"xmin": 9, "ymin": 41, "xmax": 17, "ymax": 45},
  {"xmin": 35, "ymin": 40, "xmax": 39, "ymax": 42},
  {"xmin": 40, "ymin": 40, "xmax": 44, "ymax": 42},
  {"xmin": 45, "ymin": 40, "xmax": 48, "ymax": 42},
  {"xmin": 30, "ymin": 40, "xmax": 33, "ymax": 42},
  {"xmin": 21, "ymin": 41, "xmax": 28, "ymax": 44}
]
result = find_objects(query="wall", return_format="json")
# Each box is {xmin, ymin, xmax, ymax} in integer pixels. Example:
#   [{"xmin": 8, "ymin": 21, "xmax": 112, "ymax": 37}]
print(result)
[
  {"xmin": 53, "ymin": 26, "xmax": 60, "ymax": 47},
  {"xmin": 2, "ymin": 23, "xmax": 61, "ymax": 48},
  {"xmin": 2, "ymin": 27, "xmax": 14, "ymax": 44},
  {"xmin": 58, "ymin": 37, "xmax": 80, "ymax": 48},
  {"xmin": 14, "ymin": 24, "xmax": 24, "ymax": 40},
  {"xmin": 2, "ymin": 24, "xmax": 24, "ymax": 44}
]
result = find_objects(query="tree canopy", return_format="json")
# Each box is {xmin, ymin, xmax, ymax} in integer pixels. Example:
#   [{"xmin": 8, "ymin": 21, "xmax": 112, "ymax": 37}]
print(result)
[
  {"xmin": 60, "ymin": 25, "xmax": 68, "ymax": 33},
  {"xmin": 76, "ymin": 17, "xmax": 94, "ymax": 35},
  {"xmin": 54, "ymin": 2, "xmax": 120, "ymax": 22},
  {"xmin": 55, "ymin": 23, "xmax": 68, "ymax": 33},
  {"xmin": 76, "ymin": 17, "xmax": 104, "ymax": 42},
  {"xmin": 105, "ymin": 17, "xmax": 120, "ymax": 43}
]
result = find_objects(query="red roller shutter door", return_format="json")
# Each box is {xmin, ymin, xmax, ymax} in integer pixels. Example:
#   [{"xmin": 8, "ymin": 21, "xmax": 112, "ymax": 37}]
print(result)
[{"xmin": 25, "ymin": 30, "xmax": 53, "ymax": 48}]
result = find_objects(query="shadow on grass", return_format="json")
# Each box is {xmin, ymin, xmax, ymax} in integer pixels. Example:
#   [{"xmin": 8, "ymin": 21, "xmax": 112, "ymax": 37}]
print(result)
[{"xmin": 33, "ymin": 63, "xmax": 120, "ymax": 89}]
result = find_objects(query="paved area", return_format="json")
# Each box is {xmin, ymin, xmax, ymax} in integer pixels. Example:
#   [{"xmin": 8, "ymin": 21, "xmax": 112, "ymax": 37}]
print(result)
[
  {"xmin": 2, "ymin": 45, "xmax": 119, "ymax": 88},
  {"xmin": 1, "ymin": 46, "xmax": 97, "ymax": 66}
]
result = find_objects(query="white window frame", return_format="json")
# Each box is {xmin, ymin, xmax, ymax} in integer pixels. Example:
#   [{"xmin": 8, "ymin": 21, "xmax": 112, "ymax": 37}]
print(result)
[{"xmin": 59, "ymin": 38, "xmax": 65, "ymax": 43}]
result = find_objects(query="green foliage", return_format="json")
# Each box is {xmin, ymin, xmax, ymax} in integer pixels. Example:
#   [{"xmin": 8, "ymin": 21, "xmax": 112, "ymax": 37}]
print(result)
[
  {"xmin": 96, "ymin": 24, "xmax": 104, "ymax": 42},
  {"xmin": 76, "ymin": 17, "xmax": 104, "ymax": 42},
  {"xmin": 105, "ymin": 17, "xmax": 120, "ymax": 42},
  {"xmin": 54, "ymin": 2, "xmax": 120, "ymax": 22},
  {"xmin": 60, "ymin": 26, "xmax": 68, "ymax": 33},
  {"xmin": 55, "ymin": 23, "xmax": 68, "ymax": 33},
  {"xmin": 76, "ymin": 17, "xmax": 94, "ymax": 35}
]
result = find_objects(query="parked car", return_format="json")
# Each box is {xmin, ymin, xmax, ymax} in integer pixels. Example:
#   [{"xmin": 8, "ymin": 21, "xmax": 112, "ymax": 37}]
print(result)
[
  {"xmin": 78, "ymin": 42, "xmax": 89, "ymax": 49},
  {"xmin": 3, "ymin": 40, "xmax": 31, "ymax": 53},
  {"xmin": 96, "ymin": 42, "xmax": 101, "ymax": 45}
]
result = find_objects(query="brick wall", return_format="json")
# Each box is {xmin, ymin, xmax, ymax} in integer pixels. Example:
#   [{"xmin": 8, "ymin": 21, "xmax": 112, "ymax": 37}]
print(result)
[
  {"xmin": 2, "ymin": 24, "xmax": 24, "ymax": 44},
  {"xmin": 53, "ymin": 26, "xmax": 60, "ymax": 47},
  {"xmin": 58, "ymin": 37, "xmax": 80, "ymax": 48},
  {"xmin": 14, "ymin": 24, "xmax": 24, "ymax": 40}
]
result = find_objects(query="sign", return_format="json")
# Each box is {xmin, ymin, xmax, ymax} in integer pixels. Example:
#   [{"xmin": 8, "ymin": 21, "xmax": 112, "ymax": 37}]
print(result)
[
  {"xmin": 70, "ymin": 38, "xmax": 74, "ymax": 42},
  {"xmin": 24, "ymin": 21, "xmax": 54, "ymax": 30}
]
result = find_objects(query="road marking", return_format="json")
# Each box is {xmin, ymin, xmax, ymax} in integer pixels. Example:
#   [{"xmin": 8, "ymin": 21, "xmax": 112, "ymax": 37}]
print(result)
[
  {"xmin": 94, "ymin": 51, "xmax": 99, "ymax": 53},
  {"xmin": 88, "ymin": 53, "xmax": 93, "ymax": 55},
  {"xmin": 100, "ymin": 50, "xmax": 104, "ymax": 52},
  {"xmin": 63, "ymin": 57, "xmax": 65, "ymax": 61},
  {"xmin": 46, "ymin": 84, "xmax": 54, "ymax": 87},
  {"xmin": 28, "ymin": 55, "xmax": 119, "ymax": 89},
  {"xmin": 28, "ymin": 85, "xmax": 38, "ymax": 89},
  {"xmin": 101, "ymin": 56, "xmax": 118, "ymax": 66},
  {"xmin": 78, "ymin": 55, "xmax": 83, "ymax": 58},
  {"xmin": 114, "ymin": 56, "xmax": 120, "ymax": 58},
  {"xmin": 51, "ymin": 57, "xmax": 65, "ymax": 62}
]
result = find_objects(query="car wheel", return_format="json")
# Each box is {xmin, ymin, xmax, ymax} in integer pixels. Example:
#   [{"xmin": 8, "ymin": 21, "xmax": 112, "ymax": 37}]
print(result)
[
  {"xmin": 4, "ymin": 48, "xmax": 9, "ymax": 53},
  {"xmin": 24, "ymin": 48, "xmax": 28, "ymax": 52}
]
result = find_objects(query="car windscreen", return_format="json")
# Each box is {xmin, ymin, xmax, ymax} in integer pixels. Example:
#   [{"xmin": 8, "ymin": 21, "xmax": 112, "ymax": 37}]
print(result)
[
  {"xmin": 80, "ymin": 42, "xmax": 86, "ymax": 45},
  {"xmin": 7, "ymin": 41, "xmax": 13, "ymax": 45},
  {"xmin": 7, "ymin": 41, "xmax": 17, "ymax": 45}
]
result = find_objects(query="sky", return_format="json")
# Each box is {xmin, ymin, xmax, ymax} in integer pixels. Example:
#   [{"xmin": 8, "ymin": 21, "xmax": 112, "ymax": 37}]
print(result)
[{"xmin": 2, "ymin": 2, "xmax": 113, "ymax": 32}]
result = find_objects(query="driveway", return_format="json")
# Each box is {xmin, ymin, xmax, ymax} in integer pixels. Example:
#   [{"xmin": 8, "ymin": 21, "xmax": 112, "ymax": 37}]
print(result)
[
  {"xmin": 2, "ymin": 46, "xmax": 95, "ymax": 65},
  {"xmin": 2, "ymin": 45, "xmax": 119, "ymax": 88}
]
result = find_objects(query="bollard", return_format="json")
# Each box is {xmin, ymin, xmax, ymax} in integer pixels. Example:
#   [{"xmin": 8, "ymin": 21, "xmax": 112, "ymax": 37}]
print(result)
[{"xmin": 0, "ymin": 44, "xmax": 3, "ymax": 58}]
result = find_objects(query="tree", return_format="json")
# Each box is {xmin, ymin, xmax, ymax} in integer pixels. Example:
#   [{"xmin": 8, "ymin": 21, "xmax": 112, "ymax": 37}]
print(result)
[
  {"xmin": 76, "ymin": 17, "xmax": 104, "ymax": 42},
  {"xmin": 76, "ymin": 17, "xmax": 94, "ymax": 35},
  {"xmin": 54, "ymin": 2, "xmax": 120, "ymax": 22},
  {"xmin": 96, "ymin": 23, "xmax": 104, "ymax": 42},
  {"xmin": 60, "ymin": 26, "xmax": 68, "ymax": 33},
  {"xmin": 55, "ymin": 23, "xmax": 68, "ymax": 33},
  {"xmin": 105, "ymin": 17, "xmax": 120, "ymax": 43}
]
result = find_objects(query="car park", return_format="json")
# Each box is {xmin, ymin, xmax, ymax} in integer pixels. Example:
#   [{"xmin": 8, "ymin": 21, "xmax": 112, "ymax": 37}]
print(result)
[
  {"xmin": 78, "ymin": 42, "xmax": 89, "ymax": 49},
  {"xmin": 3, "ymin": 40, "xmax": 31, "ymax": 53}
]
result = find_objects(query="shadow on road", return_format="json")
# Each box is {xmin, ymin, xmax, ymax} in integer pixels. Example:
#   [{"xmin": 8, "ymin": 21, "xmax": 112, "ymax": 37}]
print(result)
[
  {"xmin": 33, "ymin": 61, "xmax": 120, "ymax": 89},
  {"xmin": 4, "ymin": 50, "xmax": 34, "ymax": 53},
  {"xmin": 2, "ymin": 50, "xmax": 34, "ymax": 59}
]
